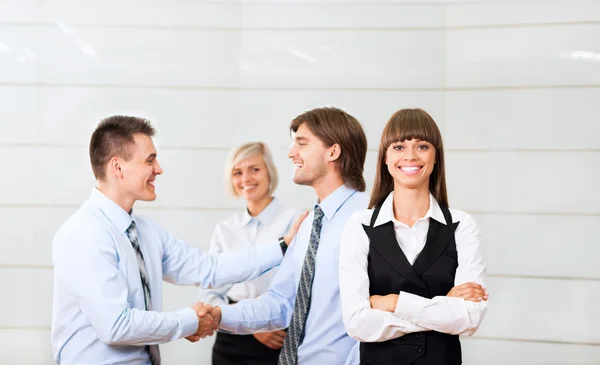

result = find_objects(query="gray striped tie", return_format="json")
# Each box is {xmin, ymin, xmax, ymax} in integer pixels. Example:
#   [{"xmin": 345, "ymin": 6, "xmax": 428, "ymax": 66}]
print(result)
[
  {"xmin": 278, "ymin": 206, "xmax": 324, "ymax": 365},
  {"xmin": 126, "ymin": 221, "xmax": 161, "ymax": 365}
]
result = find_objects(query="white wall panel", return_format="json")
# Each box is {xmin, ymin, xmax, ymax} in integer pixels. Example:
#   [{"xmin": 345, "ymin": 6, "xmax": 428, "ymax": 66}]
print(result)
[
  {"xmin": 462, "ymin": 338, "xmax": 600, "ymax": 365},
  {"xmin": 241, "ymin": 2, "xmax": 444, "ymax": 28},
  {"xmin": 478, "ymin": 277, "xmax": 600, "ymax": 344},
  {"xmin": 240, "ymin": 30, "xmax": 444, "ymax": 89},
  {"xmin": 481, "ymin": 214, "xmax": 600, "ymax": 279},
  {"xmin": 0, "ymin": 26, "xmax": 38, "ymax": 83},
  {"xmin": 40, "ymin": 0, "xmax": 242, "ymax": 28},
  {"xmin": 38, "ymin": 87, "xmax": 241, "ymax": 148},
  {"xmin": 447, "ymin": 1, "xmax": 600, "ymax": 27},
  {"xmin": 0, "ymin": 147, "xmax": 38, "ymax": 204},
  {"xmin": 39, "ymin": 27, "xmax": 241, "ymax": 87},
  {"xmin": 0, "ymin": 268, "xmax": 53, "ymax": 327},
  {"xmin": 445, "ymin": 88, "xmax": 600, "ymax": 150},
  {"xmin": 0, "ymin": 86, "xmax": 37, "ymax": 144},
  {"xmin": 446, "ymin": 151, "xmax": 600, "ymax": 214},
  {"xmin": 0, "ymin": 329, "xmax": 55, "ymax": 364},
  {"xmin": 446, "ymin": 25, "xmax": 600, "ymax": 88}
]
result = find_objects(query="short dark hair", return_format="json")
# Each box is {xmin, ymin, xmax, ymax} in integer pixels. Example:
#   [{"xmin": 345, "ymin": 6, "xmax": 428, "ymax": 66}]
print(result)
[
  {"xmin": 89, "ymin": 115, "xmax": 156, "ymax": 180},
  {"xmin": 290, "ymin": 107, "xmax": 367, "ymax": 192}
]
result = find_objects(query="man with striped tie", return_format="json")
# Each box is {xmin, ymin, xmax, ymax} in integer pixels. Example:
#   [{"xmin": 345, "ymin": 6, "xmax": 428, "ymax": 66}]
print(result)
[
  {"xmin": 51, "ymin": 116, "xmax": 304, "ymax": 365},
  {"xmin": 198, "ymin": 107, "xmax": 369, "ymax": 365}
]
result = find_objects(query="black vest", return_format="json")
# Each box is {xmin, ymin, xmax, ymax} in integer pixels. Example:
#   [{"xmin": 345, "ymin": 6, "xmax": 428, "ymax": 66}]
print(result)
[{"xmin": 359, "ymin": 202, "xmax": 462, "ymax": 365}]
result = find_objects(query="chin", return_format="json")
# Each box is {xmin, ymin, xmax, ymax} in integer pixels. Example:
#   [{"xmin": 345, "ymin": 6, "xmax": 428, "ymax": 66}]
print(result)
[{"xmin": 139, "ymin": 192, "xmax": 157, "ymax": 201}]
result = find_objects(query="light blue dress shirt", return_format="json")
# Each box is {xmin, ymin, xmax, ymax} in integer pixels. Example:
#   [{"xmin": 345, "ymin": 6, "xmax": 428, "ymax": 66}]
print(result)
[
  {"xmin": 220, "ymin": 185, "xmax": 369, "ymax": 365},
  {"xmin": 51, "ymin": 188, "xmax": 283, "ymax": 365}
]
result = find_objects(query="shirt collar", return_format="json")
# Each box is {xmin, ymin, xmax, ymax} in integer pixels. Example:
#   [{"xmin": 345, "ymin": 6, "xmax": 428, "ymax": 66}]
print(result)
[
  {"xmin": 315, "ymin": 184, "xmax": 357, "ymax": 221},
  {"xmin": 89, "ymin": 187, "xmax": 133, "ymax": 235},
  {"xmin": 241, "ymin": 197, "xmax": 281, "ymax": 226},
  {"xmin": 374, "ymin": 192, "xmax": 447, "ymax": 227}
]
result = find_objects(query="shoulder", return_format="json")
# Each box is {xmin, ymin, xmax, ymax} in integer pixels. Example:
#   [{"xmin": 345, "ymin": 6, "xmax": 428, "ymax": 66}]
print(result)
[
  {"xmin": 346, "ymin": 208, "xmax": 375, "ymax": 228},
  {"xmin": 214, "ymin": 211, "xmax": 245, "ymax": 232},
  {"xmin": 340, "ymin": 190, "xmax": 370, "ymax": 214},
  {"xmin": 446, "ymin": 207, "xmax": 478, "ymax": 228},
  {"xmin": 53, "ymin": 205, "xmax": 114, "ymax": 254}
]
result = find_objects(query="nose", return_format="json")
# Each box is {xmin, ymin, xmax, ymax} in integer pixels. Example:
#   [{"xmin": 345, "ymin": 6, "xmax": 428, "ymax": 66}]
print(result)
[
  {"xmin": 404, "ymin": 147, "xmax": 417, "ymax": 161},
  {"xmin": 241, "ymin": 172, "xmax": 251, "ymax": 183},
  {"xmin": 288, "ymin": 144, "xmax": 297, "ymax": 159},
  {"xmin": 155, "ymin": 160, "xmax": 163, "ymax": 175}
]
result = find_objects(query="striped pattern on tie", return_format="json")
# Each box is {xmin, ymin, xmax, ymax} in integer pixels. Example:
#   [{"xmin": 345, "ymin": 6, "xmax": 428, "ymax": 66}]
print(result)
[
  {"xmin": 278, "ymin": 206, "xmax": 324, "ymax": 365},
  {"xmin": 126, "ymin": 221, "xmax": 161, "ymax": 365}
]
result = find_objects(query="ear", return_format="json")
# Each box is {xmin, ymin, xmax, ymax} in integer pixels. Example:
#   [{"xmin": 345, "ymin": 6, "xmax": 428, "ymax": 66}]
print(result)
[
  {"xmin": 108, "ymin": 157, "xmax": 124, "ymax": 179},
  {"xmin": 327, "ymin": 143, "xmax": 341, "ymax": 162}
]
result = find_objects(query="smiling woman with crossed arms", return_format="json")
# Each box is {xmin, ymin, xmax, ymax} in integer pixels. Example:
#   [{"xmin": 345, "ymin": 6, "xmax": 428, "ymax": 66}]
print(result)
[{"xmin": 339, "ymin": 108, "xmax": 489, "ymax": 365}]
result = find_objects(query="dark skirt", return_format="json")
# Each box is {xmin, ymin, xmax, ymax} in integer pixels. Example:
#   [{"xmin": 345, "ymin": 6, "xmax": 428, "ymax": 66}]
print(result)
[{"xmin": 212, "ymin": 331, "xmax": 281, "ymax": 365}]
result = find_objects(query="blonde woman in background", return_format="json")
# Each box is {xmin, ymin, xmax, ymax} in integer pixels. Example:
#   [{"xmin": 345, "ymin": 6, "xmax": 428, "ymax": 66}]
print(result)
[{"xmin": 198, "ymin": 142, "xmax": 301, "ymax": 365}]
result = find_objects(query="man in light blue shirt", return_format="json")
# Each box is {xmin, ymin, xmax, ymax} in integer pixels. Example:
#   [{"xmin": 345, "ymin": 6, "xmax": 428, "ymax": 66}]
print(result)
[
  {"xmin": 201, "ymin": 107, "xmax": 369, "ymax": 365},
  {"xmin": 51, "ymin": 116, "xmax": 301, "ymax": 365}
]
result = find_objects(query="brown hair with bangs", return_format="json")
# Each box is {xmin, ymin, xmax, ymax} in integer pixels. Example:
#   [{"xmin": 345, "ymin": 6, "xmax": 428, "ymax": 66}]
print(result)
[{"xmin": 369, "ymin": 108, "xmax": 448, "ymax": 209}]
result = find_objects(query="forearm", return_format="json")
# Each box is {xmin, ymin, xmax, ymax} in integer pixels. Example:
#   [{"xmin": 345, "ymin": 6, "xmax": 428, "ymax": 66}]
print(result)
[
  {"xmin": 93, "ymin": 307, "xmax": 198, "ymax": 345},
  {"xmin": 344, "ymin": 307, "xmax": 429, "ymax": 342},
  {"xmin": 219, "ymin": 291, "xmax": 292, "ymax": 334},
  {"xmin": 394, "ymin": 292, "xmax": 488, "ymax": 335}
]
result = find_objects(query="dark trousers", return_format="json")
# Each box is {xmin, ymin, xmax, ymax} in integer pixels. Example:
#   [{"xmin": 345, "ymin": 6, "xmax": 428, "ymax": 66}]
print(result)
[{"xmin": 212, "ymin": 331, "xmax": 281, "ymax": 365}]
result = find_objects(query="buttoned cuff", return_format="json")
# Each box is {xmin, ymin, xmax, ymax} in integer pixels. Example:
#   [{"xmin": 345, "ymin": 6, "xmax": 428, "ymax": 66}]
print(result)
[
  {"xmin": 394, "ymin": 291, "xmax": 430, "ymax": 320},
  {"xmin": 177, "ymin": 307, "xmax": 200, "ymax": 338},
  {"xmin": 218, "ymin": 304, "xmax": 239, "ymax": 333}
]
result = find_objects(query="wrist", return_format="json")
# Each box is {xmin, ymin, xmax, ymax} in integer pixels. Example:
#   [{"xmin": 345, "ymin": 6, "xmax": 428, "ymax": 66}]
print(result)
[
  {"xmin": 386, "ymin": 294, "xmax": 399, "ymax": 312},
  {"xmin": 214, "ymin": 306, "xmax": 222, "ymax": 325},
  {"xmin": 278, "ymin": 236, "xmax": 288, "ymax": 254}
]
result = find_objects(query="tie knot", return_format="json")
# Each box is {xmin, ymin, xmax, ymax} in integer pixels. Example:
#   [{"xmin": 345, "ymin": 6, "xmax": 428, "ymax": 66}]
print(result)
[
  {"xmin": 126, "ymin": 220, "xmax": 137, "ymax": 240},
  {"xmin": 313, "ymin": 205, "xmax": 324, "ymax": 222}
]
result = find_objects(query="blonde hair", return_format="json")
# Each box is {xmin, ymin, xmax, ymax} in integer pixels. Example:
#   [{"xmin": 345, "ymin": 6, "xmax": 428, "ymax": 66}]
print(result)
[{"xmin": 224, "ymin": 142, "xmax": 279, "ymax": 197}]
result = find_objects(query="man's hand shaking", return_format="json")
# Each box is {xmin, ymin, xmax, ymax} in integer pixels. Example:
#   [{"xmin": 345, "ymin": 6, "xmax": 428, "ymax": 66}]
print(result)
[{"xmin": 184, "ymin": 302, "xmax": 220, "ymax": 343}]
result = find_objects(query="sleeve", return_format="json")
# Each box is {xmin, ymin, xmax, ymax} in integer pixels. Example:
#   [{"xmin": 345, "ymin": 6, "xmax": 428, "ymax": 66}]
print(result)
[
  {"xmin": 156, "ymin": 221, "xmax": 283, "ymax": 289},
  {"xmin": 393, "ymin": 213, "xmax": 488, "ymax": 336},
  {"xmin": 53, "ymin": 229, "xmax": 199, "ymax": 346},
  {"xmin": 218, "ymin": 234, "xmax": 299, "ymax": 334},
  {"xmin": 196, "ymin": 222, "xmax": 231, "ymax": 306},
  {"xmin": 339, "ymin": 212, "xmax": 429, "ymax": 343}
]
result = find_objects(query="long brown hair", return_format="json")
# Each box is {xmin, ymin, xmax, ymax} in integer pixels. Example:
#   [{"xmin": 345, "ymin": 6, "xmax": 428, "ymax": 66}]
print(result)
[
  {"xmin": 369, "ymin": 108, "xmax": 448, "ymax": 208},
  {"xmin": 291, "ymin": 107, "xmax": 367, "ymax": 192}
]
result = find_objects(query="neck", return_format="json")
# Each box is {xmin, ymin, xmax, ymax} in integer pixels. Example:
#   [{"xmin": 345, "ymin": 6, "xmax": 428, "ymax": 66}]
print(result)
[
  {"xmin": 97, "ymin": 182, "xmax": 134, "ymax": 213},
  {"xmin": 313, "ymin": 172, "xmax": 345, "ymax": 203},
  {"xmin": 392, "ymin": 184, "xmax": 430, "ymax": 227},
  {"xmin": 247, "ymin": 196, "xmax": 274, "ymax": 217}
]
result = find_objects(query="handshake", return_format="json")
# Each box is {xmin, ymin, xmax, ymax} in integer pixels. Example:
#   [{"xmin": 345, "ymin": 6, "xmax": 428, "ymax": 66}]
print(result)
[{"xmin": 185, "ymin": 302, "xmax": 223, "ymax": 342}]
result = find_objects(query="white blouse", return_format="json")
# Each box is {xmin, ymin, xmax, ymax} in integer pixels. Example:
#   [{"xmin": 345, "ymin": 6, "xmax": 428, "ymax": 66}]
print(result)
[
  {"xmin": 339, "ymin": 192, "xmax": 488, "ymax": 342},
  {"xmin": 197, "ymin": 197, "xmax": 296, "ymax": 305}
]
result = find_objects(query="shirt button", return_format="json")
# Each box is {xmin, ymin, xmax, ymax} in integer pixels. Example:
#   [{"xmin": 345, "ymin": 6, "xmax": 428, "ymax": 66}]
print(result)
[{"xmin": 415, "ymin": 346, "xmax": 423, "ymax": 353}]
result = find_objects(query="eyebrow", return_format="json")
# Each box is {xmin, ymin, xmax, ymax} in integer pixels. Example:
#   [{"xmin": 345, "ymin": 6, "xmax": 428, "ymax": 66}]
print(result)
[
  {"xmin": 233, "ymin": 164, "xmax": 260, "ymax": 171},
  {"xmin": 146, "ymin": 153, "xmax": 157, "ymax": 160},
  {"xmin": 295, "ymin": 136, "xmax": 308, "ymax": 142}
]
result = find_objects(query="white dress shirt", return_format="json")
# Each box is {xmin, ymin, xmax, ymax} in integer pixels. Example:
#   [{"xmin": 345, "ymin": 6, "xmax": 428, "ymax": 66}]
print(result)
[
  {"xmin": 198, "ymin": 197, "xmax": 296, "ymax": 305},
  {"xmin": 339, "ymin": 192, "xmax": 487, "ymax": 343}
]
